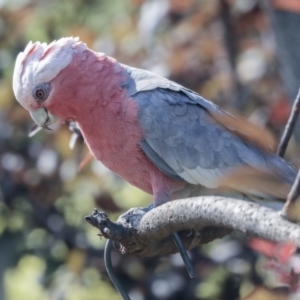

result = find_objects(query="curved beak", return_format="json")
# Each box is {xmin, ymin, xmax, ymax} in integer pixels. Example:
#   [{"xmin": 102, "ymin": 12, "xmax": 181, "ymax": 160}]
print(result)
[{"xmin": 29, "ymin": 107, "xmax": 57, "ymax": 130}]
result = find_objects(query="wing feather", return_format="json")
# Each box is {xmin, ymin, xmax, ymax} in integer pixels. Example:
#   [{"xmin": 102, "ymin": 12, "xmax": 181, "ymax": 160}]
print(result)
[{"xmin": 122, "ymin": 65, "xmax": 297, "ymax": 190}]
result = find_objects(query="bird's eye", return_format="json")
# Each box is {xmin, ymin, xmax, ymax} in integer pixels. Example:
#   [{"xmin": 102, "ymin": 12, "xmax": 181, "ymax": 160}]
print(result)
[
  {"xmin": 36, "ymin": 89, "xmax": 44, "ymax": 99},
  {"xmin": 32, "ymin": 83, "xmax": 51, "ymax": 102}
]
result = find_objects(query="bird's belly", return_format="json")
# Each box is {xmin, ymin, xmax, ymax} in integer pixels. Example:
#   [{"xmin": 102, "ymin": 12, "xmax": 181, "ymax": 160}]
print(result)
[
  {"xmin": 83, "ymin": 134, "xmax": 185, "ymax": 198},
  {"xmin": 95, "ymin": 144, "xmax": 154, "ymax": 193},
  {"xmin": 81, "ymin": 126, "xmax": 156, "ymax": 194}
]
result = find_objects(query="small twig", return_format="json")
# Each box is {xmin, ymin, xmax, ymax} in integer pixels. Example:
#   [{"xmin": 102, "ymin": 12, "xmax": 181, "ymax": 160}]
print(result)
[
  {"xmin": 275, "ymin": 86, "xmax": 300, "ymax": 220},
  {"xmin": 282, "ymin": 169, "xmax": 300, "ymax": 221},
  {"xmin": 277, "ymin": 88, "xmax": 300, "ymax": 157},
  {"xmin": 287, "ymin": 170, "xmax": 300, "ymax": 204}
]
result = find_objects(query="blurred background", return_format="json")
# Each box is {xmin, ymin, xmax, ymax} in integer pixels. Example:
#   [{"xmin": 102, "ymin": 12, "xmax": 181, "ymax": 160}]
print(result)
[{"xmin": 1, "ymin": 0, "xmax": 300, "ymax": 299}]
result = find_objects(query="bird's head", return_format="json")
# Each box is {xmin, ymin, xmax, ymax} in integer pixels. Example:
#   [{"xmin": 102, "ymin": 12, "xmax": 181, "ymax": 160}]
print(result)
[{"xmin": 12, "ymin": 37, "xmax": 96, "ymax": 129}]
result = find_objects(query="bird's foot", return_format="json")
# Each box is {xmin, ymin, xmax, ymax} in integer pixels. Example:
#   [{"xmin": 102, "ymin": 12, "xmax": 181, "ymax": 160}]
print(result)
[{"xmin": 119, "ymin": 204, "xmax": 196, "ymax": 278}]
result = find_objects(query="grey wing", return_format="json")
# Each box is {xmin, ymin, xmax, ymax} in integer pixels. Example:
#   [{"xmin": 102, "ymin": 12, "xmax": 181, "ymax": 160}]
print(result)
[
  {"xmin": 135, "ymin": 89, "xmax": 269, "ymax": 188},
  {"xmin": 122, "ymin": 66, "xmax": 296, "ymax": 189}
]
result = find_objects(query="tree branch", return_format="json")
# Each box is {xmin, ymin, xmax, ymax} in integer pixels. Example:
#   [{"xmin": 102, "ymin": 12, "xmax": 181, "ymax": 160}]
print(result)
[{"xmin": 85, "ymin": 196, "xmax": 300, "ymax": 257}]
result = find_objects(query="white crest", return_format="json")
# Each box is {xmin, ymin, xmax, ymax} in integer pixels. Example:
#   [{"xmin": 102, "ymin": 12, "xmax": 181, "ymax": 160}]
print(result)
[{"xmin": 13, "ymin": 37, "xmax": 87, "ymax": 107}]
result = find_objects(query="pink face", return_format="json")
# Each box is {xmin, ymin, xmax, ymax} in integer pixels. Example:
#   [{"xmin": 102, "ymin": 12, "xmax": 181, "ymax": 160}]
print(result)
[{"xmin": 13, "ymin": 37, "xmax": 88, "ymax": 128}]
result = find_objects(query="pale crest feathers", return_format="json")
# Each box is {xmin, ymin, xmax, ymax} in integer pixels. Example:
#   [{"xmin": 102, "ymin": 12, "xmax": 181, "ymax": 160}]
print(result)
[{"xmin": 13, "ymin": 37, "xmax": 87, "ymax": 106}]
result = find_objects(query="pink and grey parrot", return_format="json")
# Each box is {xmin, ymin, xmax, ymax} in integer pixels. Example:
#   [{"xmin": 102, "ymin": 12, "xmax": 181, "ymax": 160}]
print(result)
[{"xmin": 13, "ymin": 37, "xmax": 297, "ymax": 207}]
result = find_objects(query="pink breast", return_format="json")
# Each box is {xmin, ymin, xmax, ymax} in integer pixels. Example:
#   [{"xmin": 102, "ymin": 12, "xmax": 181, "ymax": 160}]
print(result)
[{"xmin": 76, "ymin": 92, "xmax": 184, "ymax": 198}]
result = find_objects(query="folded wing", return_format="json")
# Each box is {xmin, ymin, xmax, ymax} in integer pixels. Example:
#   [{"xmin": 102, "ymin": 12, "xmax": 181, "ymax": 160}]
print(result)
[{"xmin": 122, "ymin": 66, "xmax": 296, "ymax": 193}]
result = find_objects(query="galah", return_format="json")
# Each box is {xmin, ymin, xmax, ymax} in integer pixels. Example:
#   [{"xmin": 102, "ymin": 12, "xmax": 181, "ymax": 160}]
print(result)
[{"xmin": 13, "ymin": 37, "xmax": 297, "ymax": 207}]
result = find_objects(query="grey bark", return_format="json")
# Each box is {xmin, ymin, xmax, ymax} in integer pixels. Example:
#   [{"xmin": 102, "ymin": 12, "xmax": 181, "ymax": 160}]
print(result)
[{"xmin": 85, "ymin": 196, "xmax": 300, "ymax": 257}]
